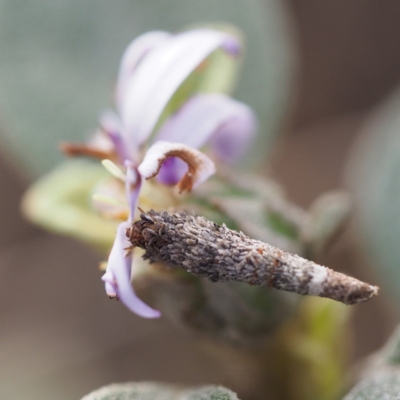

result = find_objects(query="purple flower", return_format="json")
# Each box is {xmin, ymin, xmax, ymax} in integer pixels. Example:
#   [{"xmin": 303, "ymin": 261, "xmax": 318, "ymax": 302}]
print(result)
[{"xmin": 93, "ymin": 28, "xmax": 258, "ymax": 318}]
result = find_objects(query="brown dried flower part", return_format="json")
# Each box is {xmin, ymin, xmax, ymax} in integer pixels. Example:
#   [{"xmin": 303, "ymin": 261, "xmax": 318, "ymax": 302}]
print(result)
[
  {"xmin": 138, "ymin": 141, "xmax": 216, "ymax": 192},
  {"xmin": 127, "ymin": 210, "xmax": 379, "ymax": 305},
  {"xmin": 59, "ymin": 142, "xmax": 117, "ymax": 161}
]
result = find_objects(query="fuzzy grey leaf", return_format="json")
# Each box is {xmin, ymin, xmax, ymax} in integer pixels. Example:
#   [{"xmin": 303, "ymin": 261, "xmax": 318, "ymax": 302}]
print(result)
[
  {"xmin": 343, "ymin": 372, "xmax": 400, "ymax": 400},
  {"xmin": 81, "ymin": 382, "xmax": 180, "ymax": 400},
  {"xmin": 81, "ymin": 383, "xmax": 240, "ymax": 400},
  {"xmin": 348, "ymin": 89, "xmax": 400, "ymax": 304},
  {"xmin": 301, "ymin": 190, "xmax": 351, "ymax": 259},
  {"xmin": 180, "ymin": 385, "xmax": 239, "ymax": 400}
]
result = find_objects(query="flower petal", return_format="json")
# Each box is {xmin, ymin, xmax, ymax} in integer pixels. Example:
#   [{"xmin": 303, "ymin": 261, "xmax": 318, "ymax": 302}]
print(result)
[
  {"xmin": 124, "ymin": 161, "xmax": 141, "ymax": 222},
  {"xmin": 138, "ymin": 141, "xmax": 215, "ymax": 192},
  {"xmin": 116, "ymin": 31, "xmax": 171, "ymax": 109},
  {"xmin": 156, "ymin": 157, "xmax": 188, "ymax": 186},
  {"xmin": 101, "ymin": 270, "xmax": 118, "ymax": 298},
  {"xmin": 99, "ymin": 111, "xmax": 130, "ymax": 162},
  {"xmin": 155, "ymin": 94, "xmax": 257, "ymax": 163},
  {"xmin": 121, "ymin": 29, "xmax": 241, "ymax": 153},
  {"xmin": 100, "ymin": 110, "xmax": 121, "ymax": 137},
  {"xmin": 103, "ymin": 222, "xmax": 161, "ymax": 318}
]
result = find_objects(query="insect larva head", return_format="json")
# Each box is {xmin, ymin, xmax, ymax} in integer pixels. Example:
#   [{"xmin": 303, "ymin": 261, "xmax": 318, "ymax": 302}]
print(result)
[{"xmin": 126, "ymin": 223, "xmax": 147, "ymax": 248}]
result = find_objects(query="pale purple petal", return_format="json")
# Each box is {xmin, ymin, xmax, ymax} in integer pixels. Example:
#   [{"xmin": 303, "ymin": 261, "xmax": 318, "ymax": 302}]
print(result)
[
  {"xmin": 209, "ymin": 108, "xmax": 257, "ymax": 163},
  {"xmin": 103, "ymin": 222, "xmax": 161, "ymax": 318},
  {"xmin": 99, "ymin": 111, "xmax": 130, "ymax": 161},
  {"xmin": 117, "ymin": 31, "xmax": 171, "ymax": 109},
  {"xmin": 155, "ymin": 94, "xmax": 257, "ymax": 163},
  {"xmin": 87, "ymin": 130, "xmax": 115, "ymax": 155},
  {"xmin": 156, "ymin": 157, "xmax": 187, "ymax": 185},
  {"xmin": 101, "ymin": 270, "xmax": 118, "ymax": 297},
  {"xmin": 120, "ymin": 29, "xmax": 241, "ymax": 154},
  {"xmin": 124, "ymin": 161, "xmax": 141, "ymax": 223},
  {"xmin": 100, "ymin": 110, "xmax": 121, "ymax": 136},
  {"xmin": 138, "ymin": 141, "xmax": 215, "ymax": 192},
  {"xmin": 222, "ymin": 35, "xmax": 242, "ymax": 56}
]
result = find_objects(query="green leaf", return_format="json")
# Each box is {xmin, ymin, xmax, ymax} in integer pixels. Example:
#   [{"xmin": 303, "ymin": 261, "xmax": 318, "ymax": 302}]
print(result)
[
  {"xmin": 192, "ymin": 173, "xmax": 307, "ymax": 255},
  {"xmin": 0, "ymin": 0, "xmax": 292, "ymax": 177},
  {"xmin": 181, "ymin": 386, "xmax": 239, "ymax": 400},
  {"xmin": 81, "ymin": 382, "xmax": 180, "ymax": 400},
  {"xmin": 347, "ymin": 89, "xmax": 400, "ymax": 303},
  {"xmin": 300, "ymin": 191, "xmax": 351, "ymax": 260},
  {"xmin": 385, "ymin": 326, "xmax": 400, "ymax": 366},
  {"xmin": 342, "ymin": 373, "xmax": 400, "ymax": 400},
  {"xmin": 342, "ymin": 325, "xmax": 400, "ymax": 399},
  {"xmin": 81, "ymin": 383, "xmax": 240, "ymax": 400},
  {"xmin": 22, "ymin": 159, "xmax": 118, "ymax": 253}
]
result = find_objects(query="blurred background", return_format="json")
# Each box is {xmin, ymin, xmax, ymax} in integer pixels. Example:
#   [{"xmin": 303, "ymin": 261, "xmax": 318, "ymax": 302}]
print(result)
[{"xmin": 1, "ymin": 1, "xmax": 400, "ymax": 399}]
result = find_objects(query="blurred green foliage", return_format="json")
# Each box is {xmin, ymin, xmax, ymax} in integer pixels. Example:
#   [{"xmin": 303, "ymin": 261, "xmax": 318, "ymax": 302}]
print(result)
[
  {"xmin": 21, "ymin": 159, "xmax": 119, "ymax": 252},
  {"xmin": 276, "ymin": 298, "xmax": 350, "ymax": 400},
  {"xmin": 0, "ymin": 0, "xmax": 292, "ymax": 177}
]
